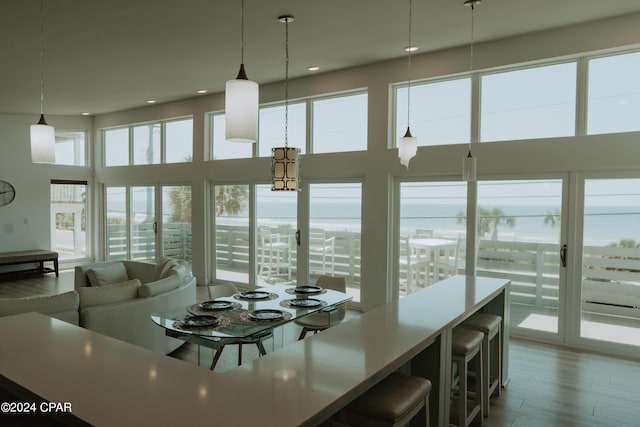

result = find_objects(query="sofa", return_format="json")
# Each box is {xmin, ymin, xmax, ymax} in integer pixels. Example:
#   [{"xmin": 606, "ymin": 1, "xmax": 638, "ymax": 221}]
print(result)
[
  {"xmin": 0, "ymin": 291, "xmax": 80, "ymax": 325},
  {"xmin": 74, "ymin": 257, "xmax": 196, "ymax": 354}
]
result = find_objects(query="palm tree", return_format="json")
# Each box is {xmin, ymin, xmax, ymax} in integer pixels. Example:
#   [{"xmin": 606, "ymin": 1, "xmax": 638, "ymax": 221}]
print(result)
[
  {"xmin": 215, "ymin": 185, "xmax": 248, "ymax": 216},
  {"xmin": 543, "ymin": 210, "xmax": 560, "ymax": 229},
  {"xmin": 167, "ymin": 184, "xmax": 249, "ymax": 222},
  {"xmin": 607, "ymin": 238, "xmax": 640, "ymax": 248},
  {"xmin": 168, "ymin": 186, "xmax": 192, "ymax": 222},
  {"xmin": 457, "ymin": 207, "xmax": 516, "ymax": 240}
]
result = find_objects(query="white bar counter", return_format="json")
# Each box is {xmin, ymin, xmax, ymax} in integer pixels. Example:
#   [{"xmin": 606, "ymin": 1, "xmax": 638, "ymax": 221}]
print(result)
[{"xmin": 0, "ymin": 275, "xmax": 509, "ymax": 426}]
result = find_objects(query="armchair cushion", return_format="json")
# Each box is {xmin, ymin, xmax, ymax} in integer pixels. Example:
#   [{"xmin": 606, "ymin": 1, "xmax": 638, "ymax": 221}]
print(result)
[
  {"xmin": 78, "ymin": 278, "xmax": 141, "ymax": 309},
  {"xmin": 86, "ymin": 262, "xmax": 129, "ymax": 287}
]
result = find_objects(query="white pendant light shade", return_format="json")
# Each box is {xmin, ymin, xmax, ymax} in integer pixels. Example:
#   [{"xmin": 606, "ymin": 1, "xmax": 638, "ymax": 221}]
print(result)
[
  {"xmin": 271, "ymin": 147, "xmax": 299, "ymax": 191},
  {"xmin": 225, "ymin": 64, "xmax": 259, "ymax": 143},
  {"xmin": 30, "ymin": 114, "xmax": 55, "ymax": 163},
  {"xmin": 398, "ymin": 127, "xmax": 417, "ymax": 168},
  {"xmin": 462, "ymin": 150, "xmax": 477, "ymax": 181}
]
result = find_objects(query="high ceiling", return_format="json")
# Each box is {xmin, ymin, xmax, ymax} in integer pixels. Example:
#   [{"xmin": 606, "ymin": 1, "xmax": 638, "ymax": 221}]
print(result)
[{"xmin": 2, "ymin": 0, "xmax": 640, "ymax": 116}]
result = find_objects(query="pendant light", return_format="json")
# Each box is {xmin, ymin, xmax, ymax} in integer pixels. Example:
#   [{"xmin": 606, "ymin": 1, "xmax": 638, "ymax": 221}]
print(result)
[
  {"xmin": 462, "ymin": 0, "xmax": 480, "ymax": 181},
  {"xmin": 30, "ymin": 0, "xmax": 55, "ymax": 164},
  {"xmin": 398, "ymin": 0, "xmax": 417, "ymax": 169},
  {"xmin": 225, "ymin": 0, "xmax": 259, "ymax": 143},
  {"xmin": 271, "ymin": 15, "xmax": 300, "ymax": 191}
]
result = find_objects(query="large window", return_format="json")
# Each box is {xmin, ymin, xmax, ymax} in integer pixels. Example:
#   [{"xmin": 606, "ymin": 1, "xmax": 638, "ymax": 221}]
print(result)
[
  {"xmin": 481, "ymin": 63, "xmax": 577, "ymax": 142},
  {"xmin": 258, "ymin": 103, "xmax": 306, "ymax": 157},
  {"xmin": 211, "ymin": 114, "xmax": 253, "ymax": 160},
  {"xmin": 587, "ymin": 51, "xmax": 640, "ymax": 135},
  {"xmin": 312, "ymin": 93, "xmax": 367, "ymax": 153},
  {"xmin": 55, "ymin": 131, "xmax": 87, "ymax": 166},
  {"xmin": 104, "ymin": 128, "xmax": 129, "ymax": 166},
  {"xmin": 395, "ymin": 78, "xmax": 471, "ymax": 147},
  {"xmin": 133, "ymin": 123, "xmax": 160, "ymax": 165},
  {"xmin": 165, "ymin": 118, "xmax": 193, "ymax": 163},
  {"xmin": 51, "ymin": 180, "xmax": 88, "ymax": 260},
  {"xmin": 104, "ymin": 117, "xmax": 193, "ymax": 166}
]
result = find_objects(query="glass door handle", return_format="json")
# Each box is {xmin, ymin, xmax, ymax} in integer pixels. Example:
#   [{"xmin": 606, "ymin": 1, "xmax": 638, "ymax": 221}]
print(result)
[
  {"xmin": 560, "ymin": 244, "xmax": 567, "ymax": 267},
  {"xmin": 295, "ymin": 230, "xmax": 300, "ymax": 246}
]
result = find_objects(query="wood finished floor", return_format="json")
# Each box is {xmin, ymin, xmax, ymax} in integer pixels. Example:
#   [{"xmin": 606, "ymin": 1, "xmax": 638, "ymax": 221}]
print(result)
[{"xmin": 2, "ymin": 272, "xmax": 640, "ymax": 426}]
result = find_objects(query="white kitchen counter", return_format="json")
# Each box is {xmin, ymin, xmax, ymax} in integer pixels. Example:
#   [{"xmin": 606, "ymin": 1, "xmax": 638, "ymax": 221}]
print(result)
[{"xmin": 0, "ymin": 275, "xmax": 509, "ymax": 426}]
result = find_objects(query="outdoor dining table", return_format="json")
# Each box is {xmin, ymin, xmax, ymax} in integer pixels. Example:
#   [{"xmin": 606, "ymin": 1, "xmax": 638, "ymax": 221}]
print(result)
[{"xmin": 409, "ymin": 237, "xmax": 459, "ymax": 284}]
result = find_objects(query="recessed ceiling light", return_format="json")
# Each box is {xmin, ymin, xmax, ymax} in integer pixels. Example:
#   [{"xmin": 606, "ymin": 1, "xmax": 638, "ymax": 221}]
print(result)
[
  {"xmin": 146, "ymin": 99, "xmax": 157, "ymax": 104},
  {"xmin": 404, "ymin": 45, "xmax": 418, "ymax": 52},
  {"xmin": 81, "ymin": 112, "xmax": 90, "ymax": 116},
  {"xmin": 197, "ymin": 89, "xmax": 208, "ymax": 94},
  {"xmin": 307, "ymin": 65, "xmax": 320, "ymax": 71}
]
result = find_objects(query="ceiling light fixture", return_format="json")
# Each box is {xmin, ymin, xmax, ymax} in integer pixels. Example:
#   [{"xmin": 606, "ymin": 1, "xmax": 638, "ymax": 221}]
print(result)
[
  {"xmin": 404, "ymin": 45, "xmax": 418, "ymax": 52},
  {"xmin": 225, "ymin": 0, "xmax": 258, "ymax": 143},
  {"xmin": 462, "ymin": 0, "xmax": 480, "ymax": 182},
  {"xmin": 196, "ymin": 89, "xmax": 208, "ymax": 94},
  {"xmin": 271, "ymin": 15, "xmax": 300, "ymax": 192},
  {"xmin": 146, "ymin": 99, "xmax": 157, "ymax": 104},
  {"xmin": 398, "ymin": 0, "xmax": 417, "ymax": 169},
  {"xmin": 307, "ymin": 65, "xmax": 320, "ymax": 71},
  {"xmin": 30, "ymin": 0, "xmax": 54, "ymax": 164}
]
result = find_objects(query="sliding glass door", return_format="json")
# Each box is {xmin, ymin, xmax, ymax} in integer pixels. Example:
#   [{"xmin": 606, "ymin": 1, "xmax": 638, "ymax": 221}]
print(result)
[
  {"xmin": 256, "ymin": 185, "xmax": 297, "ymax": 285},
  {"xmin": 477, "ymin": 179, "xmax": 565, "ymax": 336},
  {"xmin": 398, "ymin": 181, "xmax": 467, "ymax": 296},
  {"xmin": 105, "ymin": 184, "xmax": 192, "ymax": 262},
  {"xmin": 308, "ymin": 183, "xmax": 362, "ymax": 302},
  {"xmin": 581, "ymin": 179, "xmax": 640, "ymax": 347}
]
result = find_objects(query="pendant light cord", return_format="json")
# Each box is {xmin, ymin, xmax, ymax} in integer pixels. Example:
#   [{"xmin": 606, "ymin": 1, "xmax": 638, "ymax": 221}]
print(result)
[
  {"xmin": 468, "ymin": 2, "xmax": 475, "ymax": 156},
  {"xmin": 406, "ymin": 0, "xmax": 412, "ymax": 130},
  {"xmin": 240, "ymin": 0, "xmax": 244, "ymax": 64},
  {"xmin": 39, "ymin": 0, "xmax": 45, "ymax": 116},
  {"xmin": 284, "ymin": 17, "xmax": 289, "ymax": 148}
]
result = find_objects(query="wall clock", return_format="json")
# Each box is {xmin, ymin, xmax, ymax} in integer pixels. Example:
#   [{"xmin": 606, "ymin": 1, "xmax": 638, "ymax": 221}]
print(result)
[{"xmin": 0, "ymin": 180, "xmax": 16, "ymax": 206}]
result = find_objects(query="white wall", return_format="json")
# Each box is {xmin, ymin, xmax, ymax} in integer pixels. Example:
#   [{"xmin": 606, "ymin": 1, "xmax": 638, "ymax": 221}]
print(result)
[{"xmin": 0, "ymin": 114, "xmax": 93, "ymax": 254}]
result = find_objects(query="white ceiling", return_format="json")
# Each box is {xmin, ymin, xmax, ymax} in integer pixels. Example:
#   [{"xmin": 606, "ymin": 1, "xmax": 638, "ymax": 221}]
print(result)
[{"xmin": 2, "ymin": 0, "xmax": 640, "ymax": 116}]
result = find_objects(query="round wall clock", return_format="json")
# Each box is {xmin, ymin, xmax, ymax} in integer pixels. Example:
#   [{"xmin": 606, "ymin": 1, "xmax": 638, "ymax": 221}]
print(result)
[{"xmin": 0, "ymin": 180, "xmax": 16, "ymax": 206}]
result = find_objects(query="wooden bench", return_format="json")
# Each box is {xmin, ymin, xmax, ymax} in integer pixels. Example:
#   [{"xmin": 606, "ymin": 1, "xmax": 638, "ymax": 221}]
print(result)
[{"xmin": 0, "ymin": 250, "xmax": 59, "ymax": 279}]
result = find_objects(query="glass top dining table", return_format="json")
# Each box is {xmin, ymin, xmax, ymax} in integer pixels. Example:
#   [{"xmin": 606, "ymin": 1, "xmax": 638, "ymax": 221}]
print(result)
[{"xmin": 151, "ymin": 284, "xmax": 352, "ymax": 341}]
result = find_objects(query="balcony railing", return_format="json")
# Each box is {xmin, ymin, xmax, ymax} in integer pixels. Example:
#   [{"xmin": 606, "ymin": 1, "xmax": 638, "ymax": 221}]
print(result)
[
  {"xmin": 106, "ymin": 223, "xmax": 640, "ymax": 320},
  {"xmin": 106, "ymin": 222, "xmax": 192, "ymax": 261}
]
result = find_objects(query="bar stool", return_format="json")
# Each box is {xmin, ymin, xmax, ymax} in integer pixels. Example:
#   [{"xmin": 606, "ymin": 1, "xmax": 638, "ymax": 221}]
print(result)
[
  {"xmin": 451, "ymin": 328, "xmax": 483, "ymax": 427},
  {"xmin": 460, "ymin": 313, "xmax": 501, "ymax": 417},
  {"xmin": 344, "ymin": 372, "xmax": 432, "ymax": 426}
]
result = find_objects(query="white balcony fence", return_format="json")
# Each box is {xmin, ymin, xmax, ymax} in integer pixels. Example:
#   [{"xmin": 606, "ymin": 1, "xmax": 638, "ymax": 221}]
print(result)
[{"xmin": 106, "ymin": 223, "xmax": 640, "ymax": 320}]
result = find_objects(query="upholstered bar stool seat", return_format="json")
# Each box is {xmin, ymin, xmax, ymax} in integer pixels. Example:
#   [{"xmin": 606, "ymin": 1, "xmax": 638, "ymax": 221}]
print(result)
[
  {"xmin": 451, "ymin": 328, "xmax": 484, "ymax": 427},
  {"xmin": 345, "ymin": 372, "xmax": 432, "ymax": 427},
  {"xmin": 460, "ymin": 313, "xmax": 502, "ymax": 416}
]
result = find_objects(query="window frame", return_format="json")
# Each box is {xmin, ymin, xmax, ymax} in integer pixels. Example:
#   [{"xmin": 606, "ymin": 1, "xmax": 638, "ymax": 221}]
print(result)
[{"xmin": 102, "ymin": 116, "xmax": 194, "ymax": 167}]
